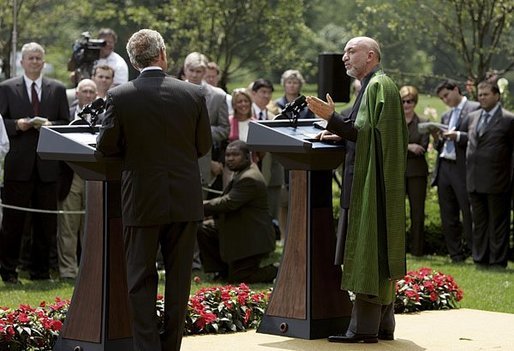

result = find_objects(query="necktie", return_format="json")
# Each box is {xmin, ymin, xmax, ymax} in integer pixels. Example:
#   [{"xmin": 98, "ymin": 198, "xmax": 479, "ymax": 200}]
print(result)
[
  {"xmin": 478, "ymin": 113, "xmax": 490, "ymax": 136},
  {"xmin": 443, "ymin": 108, "xmax": 459, "ymax": 157},
  {"xmin": 31, "ymin": 82, "xmax": 40, "ymax": 116},
  {"xmin": 258, "ymin": 111, "xmax": 263, "ymax": 120}
]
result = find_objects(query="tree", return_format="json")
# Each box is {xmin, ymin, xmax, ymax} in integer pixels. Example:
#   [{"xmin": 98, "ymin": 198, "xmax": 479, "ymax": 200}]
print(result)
[
  {"xmin": 404, "ymin": 0, "xmax": 514, "ymax": 88},
  {"xmin": 122, "ymin": 0, "xmax": 314, "ymax": 88}
]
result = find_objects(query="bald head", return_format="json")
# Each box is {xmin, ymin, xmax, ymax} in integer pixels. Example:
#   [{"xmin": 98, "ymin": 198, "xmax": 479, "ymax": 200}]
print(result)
[
  {"xmin": 353, "ymin": 37, "xmax": 381, "ymax": 61},
  {"xmin": 342, "ymin": 36, "xmax": 381, "ymax": 80},
  {"xmin": 76, "ymin": 79, "xmax": 97, "ymax": 108}
]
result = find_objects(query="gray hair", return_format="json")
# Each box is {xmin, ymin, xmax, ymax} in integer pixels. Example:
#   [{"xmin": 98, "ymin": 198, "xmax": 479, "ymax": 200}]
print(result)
[
  {"xmin": 280, "ymin": 69, "xmax": 305, "ymax": 87},
  {"xmin": 184, "ymin": 52, "xmax": 208, "ymax": 70},
  {"xmin": 21, "ymin": 42, "xmax": 45, "ymax": 58},
  {"xmin": 126, "ymin": 29, "xmax": 165, "ymax": 70}
]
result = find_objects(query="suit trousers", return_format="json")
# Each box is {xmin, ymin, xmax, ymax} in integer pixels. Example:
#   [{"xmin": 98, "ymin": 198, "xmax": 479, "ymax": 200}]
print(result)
[
  {"xmin": 124, "ymin": 221, "xmax": 198, "ymax": 351},
  {"xmin": 468, "ymin": 191, "xmax": 510, "ymax": 267},
  {"xmin": 406, "ymin": 175, "xmax": 427, "ymax": 256},
  {"xmin": 57, "ymin": 173, "xmax": 85, "ymax": 278},
  {"xmin": 0, "ymin": 178, "xmax": 57, "ymax": 280},
  {"xmin": 436, "ymin": 159, "xmax": 473, "ymax": 260},
  {"xmin": 346, "ymin": 294, "xmax": 395, "ymax": 336},
  {"xmin": 197, "ymin": 222, "xmax": 277, "ymax": 283}
]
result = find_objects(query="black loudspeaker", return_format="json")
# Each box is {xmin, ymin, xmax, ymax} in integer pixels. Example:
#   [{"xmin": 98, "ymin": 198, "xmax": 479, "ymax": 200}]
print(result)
[{"xmin": 318, "ymin": 53, "xmax": 351, "ymax": 102}]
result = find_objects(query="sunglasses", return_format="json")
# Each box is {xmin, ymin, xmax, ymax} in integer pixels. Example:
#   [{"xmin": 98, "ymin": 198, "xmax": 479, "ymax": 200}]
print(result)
[{"xmin": 402, "ymin": 99, "xmax": 415, "ymax": 104}]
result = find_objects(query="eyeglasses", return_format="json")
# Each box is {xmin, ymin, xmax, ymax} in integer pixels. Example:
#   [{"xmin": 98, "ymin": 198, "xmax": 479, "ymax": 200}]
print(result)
[{"xmin": 402, "ymin": 99, "xmax": 415, "ymax": 104}]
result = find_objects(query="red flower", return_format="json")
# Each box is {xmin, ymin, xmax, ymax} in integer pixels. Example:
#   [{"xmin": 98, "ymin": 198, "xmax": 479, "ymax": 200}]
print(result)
[{"xmin": 17, "ymin": 312, "xmax": 30, "ymax": 323}]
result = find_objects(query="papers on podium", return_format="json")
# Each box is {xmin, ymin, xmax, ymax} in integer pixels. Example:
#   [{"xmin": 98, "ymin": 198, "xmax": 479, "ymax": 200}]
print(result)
[{"xmin": 418, "ymin": 122, "xmax": 448, "ymax": 134}]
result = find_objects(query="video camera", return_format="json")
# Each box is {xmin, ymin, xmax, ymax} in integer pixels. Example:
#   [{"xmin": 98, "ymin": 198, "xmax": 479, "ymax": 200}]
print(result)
[{"xmin": 67, "ymin": 32, "xmax": 106, "ymax": 85}]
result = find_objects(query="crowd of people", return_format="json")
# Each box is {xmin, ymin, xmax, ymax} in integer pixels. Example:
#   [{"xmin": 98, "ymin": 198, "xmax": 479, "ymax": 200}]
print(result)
[
  {"xmin": 400, "ymin": 79, "xmax": 514, "ymax": 270},
  {"xmin": 0, "ymin": 26, "xmax": 513, "ymax": 349}
]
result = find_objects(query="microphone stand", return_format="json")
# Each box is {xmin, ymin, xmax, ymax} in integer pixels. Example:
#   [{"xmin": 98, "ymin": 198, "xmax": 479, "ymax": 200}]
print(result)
[{"xmin": 78, "ymin": 100, "xmax": 105, "ymax": 134}]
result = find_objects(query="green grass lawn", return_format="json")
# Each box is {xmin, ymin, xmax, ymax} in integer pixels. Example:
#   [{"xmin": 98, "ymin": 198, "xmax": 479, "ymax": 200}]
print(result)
[
  {"xmin": 1, "ymin": 252, "xmax": 512, "ymax": 314},
  {"xmin": 2, "ymin": 93, "xmax": 512, "ymax": 316}
]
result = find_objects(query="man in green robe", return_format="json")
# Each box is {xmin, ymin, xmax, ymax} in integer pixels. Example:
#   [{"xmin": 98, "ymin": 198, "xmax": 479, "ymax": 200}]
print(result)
[{"xmin": 307, "ymin": 36, "xmax": 408, "ymax": 344}]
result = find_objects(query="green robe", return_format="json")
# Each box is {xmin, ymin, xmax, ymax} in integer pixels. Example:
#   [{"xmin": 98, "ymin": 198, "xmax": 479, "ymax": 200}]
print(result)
[{"xmin": 341, "ymin": 70, "xmax": 408, "ymax": 305}]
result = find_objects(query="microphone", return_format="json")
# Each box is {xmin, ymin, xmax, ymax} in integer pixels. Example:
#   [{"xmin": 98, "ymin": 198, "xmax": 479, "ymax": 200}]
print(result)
[
  {"xmin": 78, "ymin": 97, "xmax": 105, "ymax": 119},
  {"xmin": 77, "ymin": 98, "xmax": 106, "ymax": 133},
  {"xmin": 274, "ymin": 95, "xmax": 307, "ymax": 130},
  {"xmin": 274, "ymin": 95, "xmax": 307, "ymax": 121},
  {"xmin": 282, "ymin": 95, "xmax": 307, "ymax": 114}
]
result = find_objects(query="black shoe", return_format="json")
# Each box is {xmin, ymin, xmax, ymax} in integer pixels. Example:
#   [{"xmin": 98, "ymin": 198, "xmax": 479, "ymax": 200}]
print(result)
[
  {"xmin": 378, "ymin": 330, "xmax": 394, "ymax": 340},
  {"xmin": 328, "ymin": 333, "xmax": 378, "ymax": 343}
]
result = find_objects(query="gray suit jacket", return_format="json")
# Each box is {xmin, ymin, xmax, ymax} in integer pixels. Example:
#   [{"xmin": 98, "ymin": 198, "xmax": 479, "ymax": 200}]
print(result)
[
  {"xmin": 198, "ymin": 82, "xmax": 229, "ymax": 186},
  {"xmin": 96, "ymin": 69, "xmax": 212, "ymax": 225},
  {"xmin": 466, "ymin": 106, "xmax": 514, "ymax": 194},
  {"xmin": 431, "ymin": 99, "xmax": 480, "ymax": 187}
]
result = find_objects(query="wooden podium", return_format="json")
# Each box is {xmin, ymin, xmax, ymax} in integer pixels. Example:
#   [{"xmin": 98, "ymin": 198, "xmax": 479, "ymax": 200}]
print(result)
[
  {"xmin": 38, "ymin": 125, "xmax": 133, "ymax": 351},
  {"xmin": 247, "ymin": 119, "xmax": 353, "ymax": 339}
]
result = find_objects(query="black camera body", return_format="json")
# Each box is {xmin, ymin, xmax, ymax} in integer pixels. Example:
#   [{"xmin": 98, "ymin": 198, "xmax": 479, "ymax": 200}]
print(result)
[{"xmin": 68, "ymin": 32, "xmax": 106, "ymax": 85}]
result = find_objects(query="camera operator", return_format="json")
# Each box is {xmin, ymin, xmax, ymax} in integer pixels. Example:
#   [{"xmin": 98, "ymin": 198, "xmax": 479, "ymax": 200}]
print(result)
[
  {"xmin": 95, "ymin": 28, "xmax": 128, "ymax": 87},
  {"xmin": 68, "ymin": 31, "xmax": 107, "ymax": 88}
]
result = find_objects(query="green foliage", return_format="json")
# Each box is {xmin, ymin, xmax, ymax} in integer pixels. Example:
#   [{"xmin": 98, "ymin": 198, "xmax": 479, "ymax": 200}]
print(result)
[{"xmin": 122, "ymin": 0, "xmax": 314, "ymax": 86}]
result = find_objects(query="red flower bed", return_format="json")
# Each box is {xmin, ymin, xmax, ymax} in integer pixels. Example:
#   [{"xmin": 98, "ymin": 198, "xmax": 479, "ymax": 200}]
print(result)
[
  {"xmin": 0, "ymin": 272, "xmax": 463, "ymax": 349},
  {"xmin": 0, "ymin": 284, "xmax": 269, "ymax": 349},
  {"xmin": 395, "ymin": 267, "xmax": 464, "ymax": 313}
]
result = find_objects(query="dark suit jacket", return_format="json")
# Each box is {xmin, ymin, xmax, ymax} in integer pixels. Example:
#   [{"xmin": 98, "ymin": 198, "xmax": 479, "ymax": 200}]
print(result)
[
  {"xmin": 466, "ymin": 107, "xmax": 514, "ymax": 194},
  {"xmin": 96, "ymin": 69, "xmax": 212, "ymax": 226},
  {"xmin": 0, "ymin": 76, "xmax": 70, "ymax": 182},
  {"xmin": 406, "ymin": 114, "xmax": 429, "ymax": 177},
  {"xmin": 204, "ymin": 163, "xmax": 275, "ymax": 262},
  {"xmin": 431, "ymin": 99, "xmax": 480, "ymax": 186}
]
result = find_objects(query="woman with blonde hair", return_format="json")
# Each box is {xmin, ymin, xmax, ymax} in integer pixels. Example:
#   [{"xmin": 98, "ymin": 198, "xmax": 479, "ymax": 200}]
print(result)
[
  {"xmin": 228, "ymin": 88, "xmax": 255, "ymax": 142},
  {"xmin": 400, "ymin": 85, "xmax": 429, "ymax": 256}
]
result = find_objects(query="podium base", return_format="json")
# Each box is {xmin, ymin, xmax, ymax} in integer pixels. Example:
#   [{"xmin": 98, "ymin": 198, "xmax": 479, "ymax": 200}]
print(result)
[
  {"xmin": 53, "ymin": 337, "xmax": 133, "ymax": 351},
  {"xmin": 257, "ymin": 315, "xmax": 350, "ymax": 339}
]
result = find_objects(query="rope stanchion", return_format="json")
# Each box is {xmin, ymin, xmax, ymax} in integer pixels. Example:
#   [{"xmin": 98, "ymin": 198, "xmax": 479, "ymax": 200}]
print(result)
[
  {"xmin": 0, "ymin": 203, "xmax": 85, "ymax": 215},
  {"xmin": 0, "ymin": 188, "xmax": 223, "ymax": 215},
  {"xmin": 202, "ymin": 186, "xmax": 223, "ymax": 195}
]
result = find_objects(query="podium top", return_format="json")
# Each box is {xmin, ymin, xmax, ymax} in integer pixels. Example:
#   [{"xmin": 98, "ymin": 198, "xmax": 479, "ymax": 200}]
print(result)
[
  {"xmin": 247, "ymin": 119, "xmax": 345, "ymax": 170},
  {"xmin": 38, "ymin": 125, "xmax": 106, "ymax": 163},
  {"xmin": 37, "ymin": 125, "xmax": 121, "ymax": 180},
  {"xmin": 247, "ymin": 119, "xmax": 344, "ymax": 153}
]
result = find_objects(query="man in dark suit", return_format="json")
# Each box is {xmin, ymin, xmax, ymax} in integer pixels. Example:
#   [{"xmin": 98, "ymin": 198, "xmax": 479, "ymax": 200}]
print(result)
[
  {"xmin": 0, "ymin": 42, "xmax": 70, "ymax": 284},
  {"xmin": 96, "ymin": 29, "xmax": 211, "ymax": 351},
  {"xmin": 432, "ymin": 79, "xmax": 480, "ymax": 263},
  {"xmin": 466, "ymin": 80, "xmax": 514, "ymax": 268},
  {"xmin": 197, "ymin": 140, "xmax": 277, "ymax": 283}
]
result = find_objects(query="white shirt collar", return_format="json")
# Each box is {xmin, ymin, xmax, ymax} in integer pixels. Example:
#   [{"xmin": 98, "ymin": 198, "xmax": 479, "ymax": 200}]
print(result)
[
  {"xmin": 484, "ymin": 103, "xmax": 500, "ymax": 118},
  {"xmin": 141, "ymin": 66, "xmax": 163, "ymax": 73},
  {"xmin": 455, "ymin": 96, "xmax": 468, "ymax": 111},
  {"xmin": 24, "ymin": 74, "xmax": 42, "ymax": 90}
]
